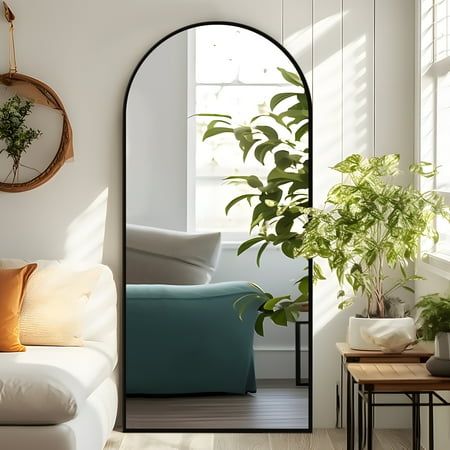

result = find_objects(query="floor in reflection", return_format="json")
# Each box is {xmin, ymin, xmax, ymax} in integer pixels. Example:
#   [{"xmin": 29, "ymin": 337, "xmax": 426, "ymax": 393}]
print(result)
[{"xmin": 125, "ymin": 379, "xmax": 308, "ymax": 429}]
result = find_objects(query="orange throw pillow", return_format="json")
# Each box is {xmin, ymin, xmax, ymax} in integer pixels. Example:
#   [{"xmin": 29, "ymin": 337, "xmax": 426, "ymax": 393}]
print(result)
[{"xmin": 0, "ymin": 264, "xmax": 37, "ymax": 352}]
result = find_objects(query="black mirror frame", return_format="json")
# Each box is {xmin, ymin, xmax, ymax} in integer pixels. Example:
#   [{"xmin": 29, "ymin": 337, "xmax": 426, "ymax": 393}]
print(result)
[{"xmin": 122, "ymin": 20, "xmax": 313, "ymax": 433}]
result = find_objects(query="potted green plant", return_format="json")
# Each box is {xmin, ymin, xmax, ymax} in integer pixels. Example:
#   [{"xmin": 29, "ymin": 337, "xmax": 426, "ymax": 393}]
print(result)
[
  {"xmin": 298, "ymin": 154, "xmax": 450, "ymax": 350},
  {"xmin": 416, "ymin": 293, "xmax": 450, "ymax": 341},
  {"xmin": 416, "ymin": 293, "xmax": 450, "ymax": 375}
]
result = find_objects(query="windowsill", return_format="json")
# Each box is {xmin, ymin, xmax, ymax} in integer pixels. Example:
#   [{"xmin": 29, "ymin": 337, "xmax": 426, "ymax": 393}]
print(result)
[{"xmin": 420, "ymin": 252, "xmax": 450, "ymax": 280}]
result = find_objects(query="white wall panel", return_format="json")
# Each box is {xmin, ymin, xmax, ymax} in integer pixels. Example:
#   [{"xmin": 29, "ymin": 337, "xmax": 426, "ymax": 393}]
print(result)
[
  {"xmin": 311, "ymin": 0, "xmax": 344, "ymax": 428},
  {"xmin": 375, "ymin": 0, "xmax": 415, "ymax": 180},
  {"xmin": 284, "ymin": 0, "xmax": 313, "ymax": 88},
  {"xmin": 343, "ymin": 0, "xmax": 374, "ymax": 158}
]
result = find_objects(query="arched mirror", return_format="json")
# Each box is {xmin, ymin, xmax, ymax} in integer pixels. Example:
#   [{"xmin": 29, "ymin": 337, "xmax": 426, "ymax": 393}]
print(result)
[{"xmin": 124, "ymin": 22, "xmax": 312, "ymax": 431}]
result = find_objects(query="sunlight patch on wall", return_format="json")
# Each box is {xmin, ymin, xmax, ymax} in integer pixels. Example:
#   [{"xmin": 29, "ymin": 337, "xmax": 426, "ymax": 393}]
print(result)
[
  {"xmin": 313, "ymin": 262, "xmax": 343, "ymax": 334},
  {"xmin": 64, "ymin": 188, "xmax": 108, "ymax": 263}
]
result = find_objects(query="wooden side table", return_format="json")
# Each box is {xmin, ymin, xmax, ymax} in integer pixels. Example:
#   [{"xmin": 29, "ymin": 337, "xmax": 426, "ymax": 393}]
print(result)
[
  {"xmin": 335, "ymin": 342, "xmax": 433, "ymax": 429},
  {"xmin": 347, "ymin": 363, "xmax": 450, "ymax": 450}
]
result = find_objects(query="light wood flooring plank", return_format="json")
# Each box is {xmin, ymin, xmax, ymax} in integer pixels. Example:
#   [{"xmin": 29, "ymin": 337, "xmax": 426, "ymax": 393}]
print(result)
[
  {"xmin": 375, "ymin": 429, "xmax": 411, "ymax": 450},
  {"xmin": 103, "ymin": 431, "xmax": 124, "ymax": 450},
  {"xmin": 104, "ymin": 429, "xmax": 412, "ymax": 450},
  {"xmin": 215, "ymin": 433, "xmax": 270, "ymax": 450},
  {"xmin": 269, "ymin": 430, "xmax": 331, "ymax": 449},
  {"xmin": 119, "ymin": 433, "xmax": 215, "ymax": 450},
  {"xmin": 326, "ymin": 428, "xmax": 387, "ymax": 450}
]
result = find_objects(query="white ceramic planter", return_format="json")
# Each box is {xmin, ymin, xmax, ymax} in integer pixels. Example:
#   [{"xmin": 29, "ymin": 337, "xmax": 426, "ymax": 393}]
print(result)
[{"xmin": 347, "ymin": 316, "xmax": 416, "ymax": 351}]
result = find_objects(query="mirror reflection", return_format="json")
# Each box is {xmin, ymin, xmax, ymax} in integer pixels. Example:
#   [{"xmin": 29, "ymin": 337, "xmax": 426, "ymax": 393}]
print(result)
[{"xmin": 125, "ymin": 23, "xmax": 311, "ymax": 431}]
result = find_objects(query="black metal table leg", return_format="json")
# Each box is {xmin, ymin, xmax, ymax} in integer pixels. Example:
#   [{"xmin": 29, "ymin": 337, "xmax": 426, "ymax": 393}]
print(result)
[
  {"xmin": 346, "ymin": 369, "xmax": 354, "ymax": 450},
  {"xmin": 336, "ymin": 383, "xmax": 340, "ymax": 428},
  {"xmin": 340, "ymin": 355, "xmax": 344, "ymax": 428},
  {"xmin": 295, "ymin": 321, "xmax": 300, "ymax": 385},
  {"xmin": 411, "ymin": 393, "xmax": 422, "ymax": 450},
  {"xmin": 412, "ymin": 393, "xmax": 416, "ymax": 450},
  {"xmin": 367, "ymin": 386, "xmax": 373, "ymax": 450},
  {"xmin": 351, "ymin": 378, "xmax": 355, "ymax": 449},
  {"xmin": 417, "ymin": 394, "xmax": 421, "ymax": 450},
  {"xmin": 357, "ymin": 384, "xmax": 362, "ymax": 450},
  {"xmin": 429, "ymin": 392, "xmax": 434, "ymax": 450}
]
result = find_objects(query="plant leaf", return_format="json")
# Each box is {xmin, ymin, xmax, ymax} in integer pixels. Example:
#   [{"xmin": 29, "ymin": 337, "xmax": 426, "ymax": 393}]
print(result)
[
  {"xmin": 202, "ymin": 127, "xmax": 234, "ymax": 141},
  {"xmin": 193, "ymin": 113, "xmax": 232, "ymax": 119},
  {"xmin": 225, "ymin": 194, "xmax": 256, "ymax": 215},
  {"xmin": 277, "ymin": 67, "xmax": 302, "ymax": 86},
  {"xmin": 256, "ymin": 242, "xmax": 269, "ymax": 267},
  {"xmin": 237, "ymin": 236, "xmax": 264, "ymax": 255},
  {"xmin": 270, "ymin": 92, "xmax": 299, "ymax": 111}
]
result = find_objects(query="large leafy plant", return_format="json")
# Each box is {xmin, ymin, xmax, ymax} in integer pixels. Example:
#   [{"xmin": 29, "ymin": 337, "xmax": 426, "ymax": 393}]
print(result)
[
  {"xmin": 0, "ymin": 95, "xmax": 42, "ymax": 183},
  {"xmin": 300, "ymin": 154, "xmax": 449, "ymax": 317},
  {"xmin": 200, "ymin": 67, "xmax": 311, "ymax": 335}
]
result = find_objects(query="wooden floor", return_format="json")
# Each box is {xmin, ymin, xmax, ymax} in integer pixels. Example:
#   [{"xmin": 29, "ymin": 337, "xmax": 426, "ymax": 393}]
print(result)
[
  {"xmin": 126, "ymin": 379, "xmax": 308, "ymax": 429},
  {"xmin": 105, "ymin": 429, "xmax": 412, "ymax": 449}
]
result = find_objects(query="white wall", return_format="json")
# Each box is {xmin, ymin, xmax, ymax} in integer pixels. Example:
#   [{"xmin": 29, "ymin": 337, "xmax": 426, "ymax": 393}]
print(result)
[
  {"xmin": 0, "ymin": 0, "xmax": 414, "ymax": 428},
  {"xmin": 126, "ymin": 32, "xmax": 188, "ymax": 230}
]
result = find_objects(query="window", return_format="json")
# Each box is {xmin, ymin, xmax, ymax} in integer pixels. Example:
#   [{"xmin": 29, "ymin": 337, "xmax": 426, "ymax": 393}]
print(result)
[
  {"xmin": 419, "ymin": 0, "xmax": 450, "ymax": 263},
  {"xmin": 187, "ymin": 26, "xmax": 301, "ymax": 241}
]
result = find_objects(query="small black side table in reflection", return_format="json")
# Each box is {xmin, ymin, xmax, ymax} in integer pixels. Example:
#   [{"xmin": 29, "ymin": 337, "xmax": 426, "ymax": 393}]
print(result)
[{"xmin": 295, "ymin": 320, "xmax": 309, "ymax": 386}]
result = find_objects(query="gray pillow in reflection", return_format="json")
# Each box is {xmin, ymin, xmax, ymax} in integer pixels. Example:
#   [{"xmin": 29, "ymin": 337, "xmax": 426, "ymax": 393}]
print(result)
[{"xmin": 126, "ymin": 224, "xmax": 221, "ymax": 285}]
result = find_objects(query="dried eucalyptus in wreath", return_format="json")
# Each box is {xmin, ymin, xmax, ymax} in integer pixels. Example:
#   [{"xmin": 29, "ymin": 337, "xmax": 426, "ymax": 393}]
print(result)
[{"xmin": 0, "ymin": 95, "xmax": 42, "ymax": 183}]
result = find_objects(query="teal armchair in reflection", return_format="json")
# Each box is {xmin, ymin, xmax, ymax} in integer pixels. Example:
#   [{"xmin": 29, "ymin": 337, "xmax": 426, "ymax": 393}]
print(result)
[{"xmin": 126, "ymin": 281, "xmax": 262, "ymax": 395}]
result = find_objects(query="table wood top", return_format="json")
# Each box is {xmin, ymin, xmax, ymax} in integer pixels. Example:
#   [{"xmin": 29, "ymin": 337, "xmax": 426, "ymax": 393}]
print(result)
[
  {"xmin": 336, "ymin": 341, "xmax": 434, "ymax": 358},
  {"xmin": 347, "ymin": 363, "xmax": 450, "ymax": 390}
]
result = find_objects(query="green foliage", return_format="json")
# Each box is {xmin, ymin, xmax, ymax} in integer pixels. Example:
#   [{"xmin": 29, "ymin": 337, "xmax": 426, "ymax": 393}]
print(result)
[
  {"xmin": 415, "ymin": 293, "xmax": 450, "ymax": 340},
  {"xmin": 199, "ymin": 66, "xmax": 450, "ymax": 330},
  {"xmin": 301, "ymin": 154, "xmax": 449, "ymax": 317},
  {"xmin": 0, "ymin": 95, "xmax": 42, "ymax": 183},
  {"xmin": 198, "ymin": 67, "xmax": 310, "ymax": 335},
  {"xmin": 230, "ymin": 152, "xmax": 449, "ymax": 321}
]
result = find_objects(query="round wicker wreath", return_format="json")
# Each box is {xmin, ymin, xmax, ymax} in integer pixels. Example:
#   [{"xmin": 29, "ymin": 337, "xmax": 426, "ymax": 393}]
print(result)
[{"xmin": 0, "ymin": 72, "xmax": 73, "ymax": 193}]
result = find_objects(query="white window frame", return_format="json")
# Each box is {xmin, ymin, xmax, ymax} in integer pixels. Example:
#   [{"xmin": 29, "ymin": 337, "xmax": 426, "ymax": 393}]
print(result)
[
  {"xmin": 416, "ymin": 0, "xmax": 450, "ymax": 277},
  {"xmin": 186, "ymin": 28, "xmax": 292, "ymax": 245}
]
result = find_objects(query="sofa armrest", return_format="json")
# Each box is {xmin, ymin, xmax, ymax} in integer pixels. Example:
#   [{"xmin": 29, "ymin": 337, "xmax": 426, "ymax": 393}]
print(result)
[{"xmin": 84, "ymin": 264, "xmax": 117, "ymax": 366}]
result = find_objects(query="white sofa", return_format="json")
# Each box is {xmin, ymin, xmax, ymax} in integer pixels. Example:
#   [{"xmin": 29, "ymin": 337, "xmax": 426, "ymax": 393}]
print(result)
[{"xmin": 0, "ymin": 260, "xmax": 118, "ymax": 450}]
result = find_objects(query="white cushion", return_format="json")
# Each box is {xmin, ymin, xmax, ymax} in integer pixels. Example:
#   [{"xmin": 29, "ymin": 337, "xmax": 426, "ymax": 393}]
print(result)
[
  {"xmin": 0, "ymin": 259, "xmax": 117, "ymax": 361},
  {"xmin": 21, "ymin": 263, "xmax": 101, "ymax": 346},
  {"xmin": 0, "ymin": 377, "xmax": 118, "ymax": 450},
  {"xmin": 126, "ymin": 224, "xmax": 221, "ymax": 284},
  {"xmin": 0, "ymin": 342, "xmax": 114, "ymax": 425}
]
